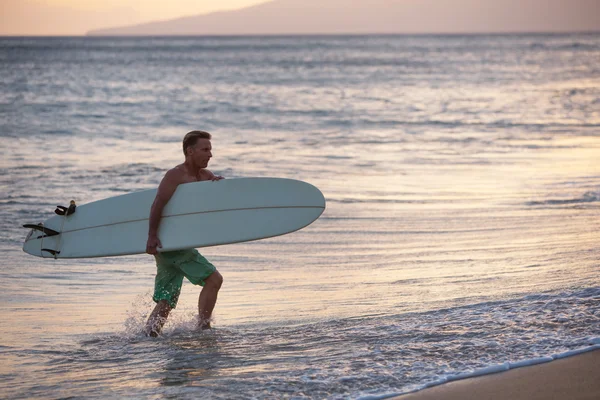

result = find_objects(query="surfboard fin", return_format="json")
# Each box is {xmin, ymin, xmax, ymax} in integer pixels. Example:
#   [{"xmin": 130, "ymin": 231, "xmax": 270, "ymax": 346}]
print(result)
[
  {"xmin": 23, "ymin": 224, "xmax": 60, "ymax": 237},
  {"xmin": 55, "ymin": 200, "xmax": 76, "ymax": 216},
  {"xmin": 41, "ymin": 249, "xmax": 60, "ymax": 256}
]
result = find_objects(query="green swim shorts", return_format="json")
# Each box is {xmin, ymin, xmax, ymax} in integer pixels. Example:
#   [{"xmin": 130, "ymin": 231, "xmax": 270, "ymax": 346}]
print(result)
[{"xmin": 152, "ymin": 248, "xmax": 217, "ymax": 309}]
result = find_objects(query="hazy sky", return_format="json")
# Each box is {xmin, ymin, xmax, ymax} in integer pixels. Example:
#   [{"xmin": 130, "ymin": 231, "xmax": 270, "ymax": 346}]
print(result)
[
  {"xmin": 1, "ymin": 0, "xmax": 267, "ymax": 35},
  {"xmin": 2, "ymin": 0, "xmax": 599, "ymax": 36}
]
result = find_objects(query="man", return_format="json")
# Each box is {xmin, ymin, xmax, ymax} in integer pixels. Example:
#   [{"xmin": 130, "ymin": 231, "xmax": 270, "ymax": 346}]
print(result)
[{"xmin": 144, "ymin": 130, "xmax": 224, "ymax": 337}]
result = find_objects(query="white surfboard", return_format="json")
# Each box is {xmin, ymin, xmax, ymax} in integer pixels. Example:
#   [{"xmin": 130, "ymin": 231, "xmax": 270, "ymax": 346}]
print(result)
[{"xmin": 23, "ymin": 178, "xmax": 326, "ymax": 259}]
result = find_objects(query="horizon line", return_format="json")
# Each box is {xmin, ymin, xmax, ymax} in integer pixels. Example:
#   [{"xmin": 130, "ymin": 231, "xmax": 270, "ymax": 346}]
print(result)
[{"xmin": 1, "ymin": 30, "xmax": 600, "ymax": 39}]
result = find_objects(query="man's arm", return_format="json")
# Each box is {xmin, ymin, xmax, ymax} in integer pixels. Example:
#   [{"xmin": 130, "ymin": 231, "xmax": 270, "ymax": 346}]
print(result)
[{"xmin": 146, "ymin": 169, "xmax": 181, "ymax": 255}]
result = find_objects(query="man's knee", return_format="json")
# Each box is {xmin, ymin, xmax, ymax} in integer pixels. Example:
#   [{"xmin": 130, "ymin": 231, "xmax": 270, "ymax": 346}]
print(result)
[{"xmin": 206, "ymin": 270, "xmax": 223, "ymax": 290}]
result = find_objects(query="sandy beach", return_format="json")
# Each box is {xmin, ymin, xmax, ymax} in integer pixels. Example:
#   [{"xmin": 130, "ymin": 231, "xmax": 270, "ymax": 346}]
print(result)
[{"xmin": 395, "ymin": 349, "xmax": 600, "ymax": 400}]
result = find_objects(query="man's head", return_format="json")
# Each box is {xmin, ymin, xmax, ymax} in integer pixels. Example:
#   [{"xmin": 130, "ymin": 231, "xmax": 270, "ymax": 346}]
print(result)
[
  {"xmin": 183, "ymin": 130, "xmax": 212, "ymax": 167},
  {"xmin": 183, "ymin": 130, "xmax": 212, "ymax": 156}
]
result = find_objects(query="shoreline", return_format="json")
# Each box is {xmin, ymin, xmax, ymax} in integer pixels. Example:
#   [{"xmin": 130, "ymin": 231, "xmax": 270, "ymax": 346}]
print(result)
[{"xmin": 391, "ymin": 347, "xmax": 600, "ymax": 400}]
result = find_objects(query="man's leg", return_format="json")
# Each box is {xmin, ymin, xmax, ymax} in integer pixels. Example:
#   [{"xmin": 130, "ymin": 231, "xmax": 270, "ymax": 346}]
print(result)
[
  {"xmin": 148, "ymin": 252, "xmax": 184, "ymax": 337},
  {"xmin": 145, "ymin": 299, "xmax": 172, "ymax": 337},
  {"xmin": 198, "ymin": 270, "xmax": 223, "ymax": 329}
]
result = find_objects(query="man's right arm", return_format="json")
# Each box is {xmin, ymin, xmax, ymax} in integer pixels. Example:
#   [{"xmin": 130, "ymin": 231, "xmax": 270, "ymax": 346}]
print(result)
[{"xmin": 146, "ymin": 169, "xmax": 181, "ymax": 255}]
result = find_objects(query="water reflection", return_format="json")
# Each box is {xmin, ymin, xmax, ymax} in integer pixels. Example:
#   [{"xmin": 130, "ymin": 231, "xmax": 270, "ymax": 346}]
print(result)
[{"xmin": 161, "ymin": 332, "xmax": 221, "ymax": 387}]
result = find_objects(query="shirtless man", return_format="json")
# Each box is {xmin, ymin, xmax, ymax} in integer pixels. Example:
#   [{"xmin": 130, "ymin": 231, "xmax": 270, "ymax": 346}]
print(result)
[{"xmin": 144, "ymin": 130, "xmax": 224, "ymax": 337}]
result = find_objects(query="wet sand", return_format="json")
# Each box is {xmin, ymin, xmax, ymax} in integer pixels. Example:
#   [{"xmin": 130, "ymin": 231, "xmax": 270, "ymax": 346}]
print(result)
[{"xmin": 395, "ymin": 349, "xmax": 600, "ymax": 400}]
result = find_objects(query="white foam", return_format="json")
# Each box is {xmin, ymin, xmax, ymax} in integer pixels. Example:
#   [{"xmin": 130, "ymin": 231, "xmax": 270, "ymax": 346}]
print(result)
[
  {"xmin": 356, "ymin": 393, "xmax": 402, "ymax": 400},
  {"xmin": 551, "ymin": 342, "xmax": 600, "ymax": 359},
  {"xmin": 447, "ymin": 363, "xmax": 510, "ymax": 381},
  {"xmin": 509, "ymin": 356, "xmax": 554, "ymax": 368},
  {"xmin": 422, "ymin": 376, "xmax": 448, "ymax": 388}
]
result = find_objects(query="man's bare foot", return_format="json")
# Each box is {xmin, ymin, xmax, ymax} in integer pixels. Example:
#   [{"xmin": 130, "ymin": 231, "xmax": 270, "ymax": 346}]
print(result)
[
  {"xmin": 145, "ymin": 328, "xmax": 160, "ymax": 337},
  {"xmin": 198, "ymin": 319, "xmax": 212, "ymax": 330}
]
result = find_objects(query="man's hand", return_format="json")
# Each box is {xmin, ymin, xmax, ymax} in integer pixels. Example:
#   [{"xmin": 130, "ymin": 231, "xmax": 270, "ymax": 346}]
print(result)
[
  {"xmin": 211, "ymin": 175, "xmax": 225, "ymax": 181},
  {"xmin": 146, "ymin": 235, "xmax": 162, "ymax": 255}
]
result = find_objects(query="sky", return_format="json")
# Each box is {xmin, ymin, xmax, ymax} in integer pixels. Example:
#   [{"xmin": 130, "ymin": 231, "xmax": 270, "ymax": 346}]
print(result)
[
  {"xmin": 1, "ymin": 0, "xmax": 598, "ymax": 36},
  {"xmin": 0, "ymin": 0, "xmax": 267, "ymax": 35}
]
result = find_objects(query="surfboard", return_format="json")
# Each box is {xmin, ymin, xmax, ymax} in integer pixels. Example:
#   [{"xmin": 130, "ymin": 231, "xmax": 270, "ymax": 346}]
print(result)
[{"xmin": 22, "ymin": 178, "xmax": 326, "ymax": 259}]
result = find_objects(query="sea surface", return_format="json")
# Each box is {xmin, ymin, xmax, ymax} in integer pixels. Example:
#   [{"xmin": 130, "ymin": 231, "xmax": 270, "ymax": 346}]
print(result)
[{"xmin": 0, "ymin": 34, "xmax": 599, "ymax": 399}]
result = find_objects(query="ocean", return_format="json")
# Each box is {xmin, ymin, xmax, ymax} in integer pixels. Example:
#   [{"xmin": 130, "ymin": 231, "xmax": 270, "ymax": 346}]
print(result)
[{"xmin": 0, "ymin": 34, "xmax": 599, "ymax": 399}]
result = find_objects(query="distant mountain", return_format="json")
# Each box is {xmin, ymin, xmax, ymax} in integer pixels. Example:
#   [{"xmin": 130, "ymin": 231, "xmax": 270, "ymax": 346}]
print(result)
[{"xmin": 87, "ymin": 0, "xmax": 600, "ymax": 36}]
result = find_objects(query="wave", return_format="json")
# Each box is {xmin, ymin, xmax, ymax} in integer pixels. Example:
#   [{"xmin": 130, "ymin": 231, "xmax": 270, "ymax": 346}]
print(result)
[
  {"xmin": 328, "ymin": 197, "xmax": 431, "ymax": 204},
  {"xmin": 530, "ymin": 42, "xmax": 599, "ymax": 51},
  {"xmin": 321, "ymin": 117, "xmax": 600, "ymax": 130},
  {"xmin": 0, "ymin": 37, "xmax": 353, "ymax": 58},
  {"xmin": 526, "ymin": 191, "xmax": 600, "ymax": 206}
]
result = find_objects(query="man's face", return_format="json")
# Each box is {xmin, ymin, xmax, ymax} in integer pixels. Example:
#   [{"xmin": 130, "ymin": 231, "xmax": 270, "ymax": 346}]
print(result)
[{"xmin": 190, "ymin": 138, "xmax": 212, "ymax": 168}]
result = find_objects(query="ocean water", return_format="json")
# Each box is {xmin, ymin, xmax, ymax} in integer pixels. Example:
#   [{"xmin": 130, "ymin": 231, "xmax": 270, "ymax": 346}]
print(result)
[{"xmin": 1, "ymin": 34, "xmax": 599, "ymax": 399}]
